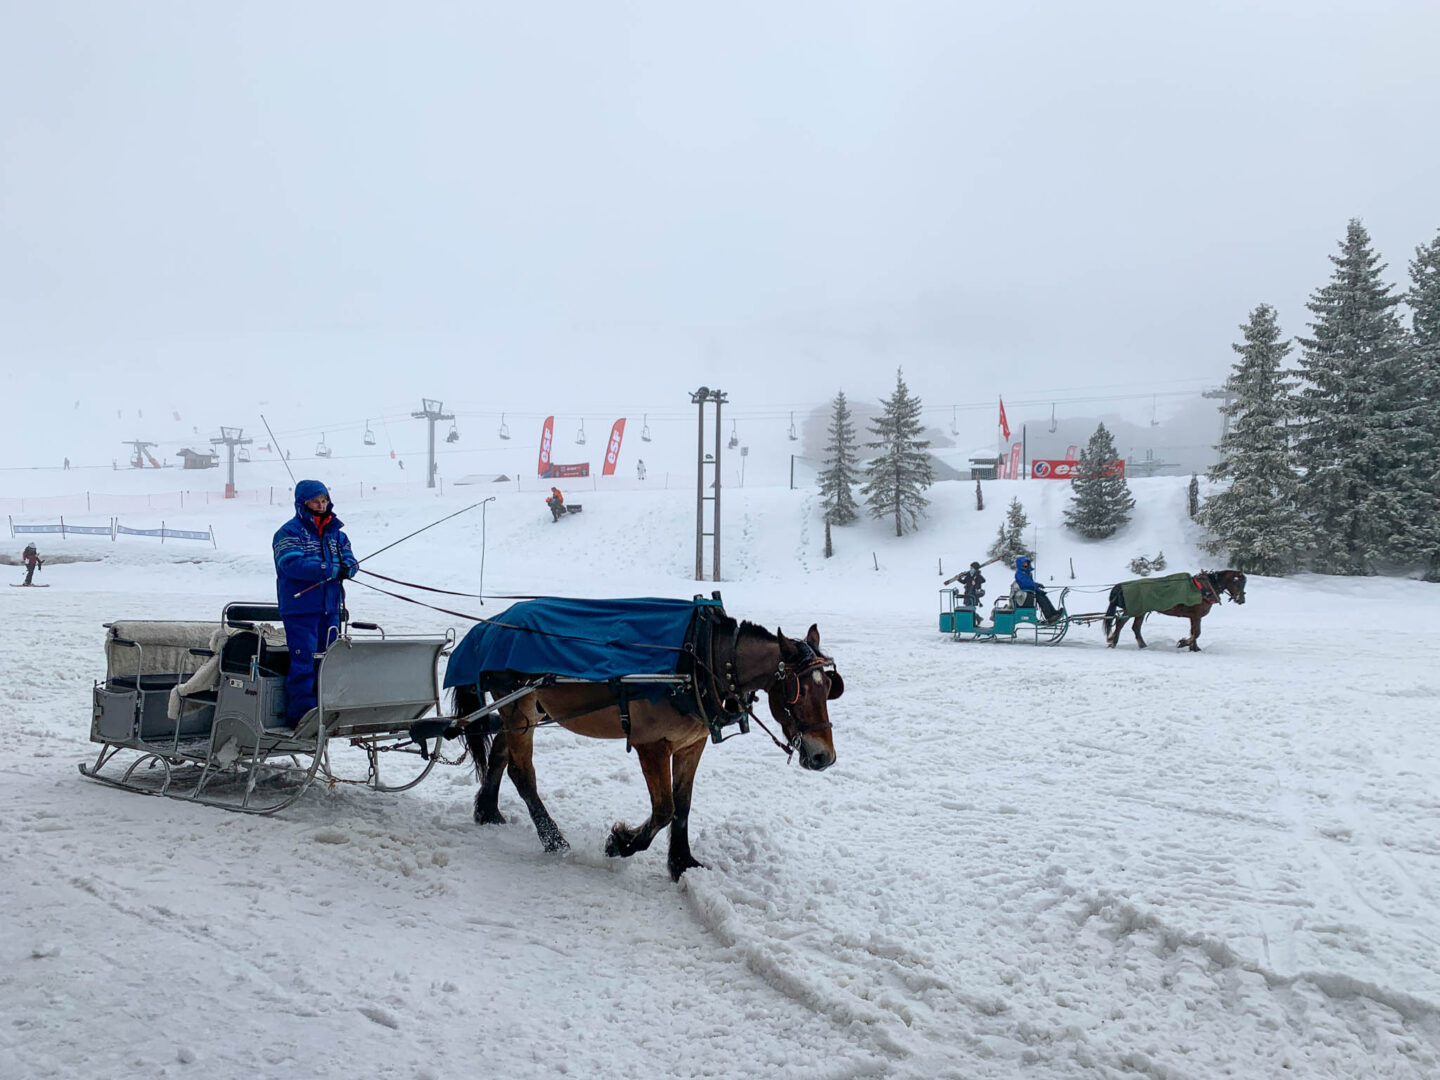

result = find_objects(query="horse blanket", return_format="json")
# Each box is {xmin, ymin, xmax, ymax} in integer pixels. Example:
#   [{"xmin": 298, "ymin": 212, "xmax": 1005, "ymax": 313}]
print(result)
[
  {"xmin": 1118, "ymin": 573, "xmax": 1205, "ymax": 616},
  {"xmin": 443, "ymin": 597, "xmax": 712, "ymax": 689}
]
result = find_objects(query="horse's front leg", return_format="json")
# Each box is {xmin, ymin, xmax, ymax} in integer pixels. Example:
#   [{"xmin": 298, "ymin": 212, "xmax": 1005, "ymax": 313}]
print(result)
[
  {"xmin": 1132, "ymin": 613, "xmax": 1148, "ymax": 649},
  {"xmin": 504, "ymin": 723, "xmax": 570, "ymax": 853},
  {"xmin": 665, "ymin": 738, "xmax": 708, "ymax": 881},
  {"xmin": 1179, "ymin": 613, "xmax": 1202, "ymax": 651},
  {"xmin": 605, "ymin": 742, "xmax": 673, "ymax": 861}
]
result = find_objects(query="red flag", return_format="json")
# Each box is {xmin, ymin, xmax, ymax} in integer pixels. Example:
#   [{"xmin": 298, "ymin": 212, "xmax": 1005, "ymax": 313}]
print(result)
[
  {"xmin": 1008, "ymin": 441, "xmax": 1022, "ymax": 480},
  {"xmin": 537, "ymin": 416, "xmax": 554, "ymax": 476},
  {"xmin": 998, "ymin": 397, "xmax": 1011, "ymax": 442},
  {"xmin": 602, "ymin": 418, "xmax": 626, "ymax": 476},
  {"xmin": 1065, "ymin": 445, "xmax": 1077, "ymax": 460}
]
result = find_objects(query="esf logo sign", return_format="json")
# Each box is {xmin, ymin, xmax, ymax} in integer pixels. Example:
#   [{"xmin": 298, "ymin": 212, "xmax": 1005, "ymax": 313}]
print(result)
[{"xmin": 1031, "ymin": 459, "xmax": 1078, "ymax": 479}]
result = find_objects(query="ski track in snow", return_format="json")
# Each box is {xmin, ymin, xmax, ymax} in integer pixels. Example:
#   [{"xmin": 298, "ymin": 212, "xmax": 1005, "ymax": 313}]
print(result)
[{"xmin": 3, "ymin": 478, "xmax": 1439, "ymax": 1079}]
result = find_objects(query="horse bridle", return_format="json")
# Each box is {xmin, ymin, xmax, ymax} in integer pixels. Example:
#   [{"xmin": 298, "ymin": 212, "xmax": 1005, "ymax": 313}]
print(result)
[
  {"xmin": 1201, "ymin": 571, "xmax": 1244, "ymax": 605},
  {"xmin": 771, "ymin": 644, "xmax": 838, "ymax": 742}
]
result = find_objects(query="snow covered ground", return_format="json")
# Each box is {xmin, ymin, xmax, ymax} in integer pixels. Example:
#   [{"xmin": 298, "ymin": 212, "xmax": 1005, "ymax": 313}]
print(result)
[{"xmin": 3, "ymin": 475, "xmax": 1439, "ymax": 1079}]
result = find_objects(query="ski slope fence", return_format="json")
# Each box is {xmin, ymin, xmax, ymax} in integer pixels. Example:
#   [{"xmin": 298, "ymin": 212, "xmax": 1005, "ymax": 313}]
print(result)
[{"xmin": 8, "ymin": 517, "xmax": 216, "ymax": 546}]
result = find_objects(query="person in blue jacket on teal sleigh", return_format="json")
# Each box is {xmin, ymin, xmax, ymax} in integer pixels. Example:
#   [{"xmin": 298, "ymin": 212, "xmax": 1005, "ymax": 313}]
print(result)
[
  {"xmin": 273, "ymin": 480, "xmax": 360, "ymax": 721},
  {"xmin": 1013, "ymin": 555, "xmax": 1061, "ymax": 624}
]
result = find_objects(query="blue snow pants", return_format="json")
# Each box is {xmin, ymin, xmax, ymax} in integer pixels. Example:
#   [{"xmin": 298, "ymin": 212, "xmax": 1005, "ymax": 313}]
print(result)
[{"xmin": 282, "ymin": 611, "xmax": 342, "ymax": 721}]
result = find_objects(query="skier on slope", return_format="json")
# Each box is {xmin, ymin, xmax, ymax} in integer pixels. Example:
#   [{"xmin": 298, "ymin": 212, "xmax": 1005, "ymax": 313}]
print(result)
[{"xmin": 21, "ymin": 543, "xmax": 43, "ymax": 586}]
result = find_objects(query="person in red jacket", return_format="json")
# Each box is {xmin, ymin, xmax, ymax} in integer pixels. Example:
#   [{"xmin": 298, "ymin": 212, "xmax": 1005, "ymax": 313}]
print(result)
[
  {"xmin": 21, "ymin": 543, "xmax": 42, "ymax": 586},
  {"xmin": 546, "ymin": 487, "xmax": 566, "ymax": 522}
]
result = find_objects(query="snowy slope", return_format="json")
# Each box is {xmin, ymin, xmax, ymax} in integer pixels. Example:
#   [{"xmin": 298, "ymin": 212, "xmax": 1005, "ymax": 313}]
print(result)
[{"xmin": 3, "ymin": 476, "xmax": 1439, "ymax": 1079}]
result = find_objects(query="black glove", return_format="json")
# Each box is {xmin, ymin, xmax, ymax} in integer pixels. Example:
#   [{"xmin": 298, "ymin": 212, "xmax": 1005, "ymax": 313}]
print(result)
[{"xmin": 335, "ymin": 563, "xmax": 351, "ymax": 581}]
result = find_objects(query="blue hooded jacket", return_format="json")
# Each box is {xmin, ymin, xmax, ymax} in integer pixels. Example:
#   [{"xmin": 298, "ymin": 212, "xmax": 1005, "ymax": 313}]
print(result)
[
  {"xmin": 273, "ymin": 480, "xmax": 359, "ymax": 618},
  {"xmin": 1014, "ymin": 555, "xmax": 1045, "ymax": 594}
]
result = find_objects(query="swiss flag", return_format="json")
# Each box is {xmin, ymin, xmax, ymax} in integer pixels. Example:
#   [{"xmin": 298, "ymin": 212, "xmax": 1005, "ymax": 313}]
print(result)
[{"xmin": 998, "ymin": 398, "xmax": 1011, "ymax": 441}]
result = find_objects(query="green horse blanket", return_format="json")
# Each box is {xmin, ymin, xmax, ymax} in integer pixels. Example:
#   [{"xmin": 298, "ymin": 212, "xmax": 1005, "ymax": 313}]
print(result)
[{"xmin": 1118, "ymin": 572, "xmax": 1205, "ymax": 616}]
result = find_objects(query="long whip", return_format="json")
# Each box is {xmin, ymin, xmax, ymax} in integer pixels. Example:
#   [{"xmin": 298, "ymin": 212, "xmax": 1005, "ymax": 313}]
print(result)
[
  {"xmin": 260, "ymin": 414, "xmax": 297, "ymax": 485},
  {"xmin": 292, "ymin": 500, "xmax": 488, "ymax": 598}
]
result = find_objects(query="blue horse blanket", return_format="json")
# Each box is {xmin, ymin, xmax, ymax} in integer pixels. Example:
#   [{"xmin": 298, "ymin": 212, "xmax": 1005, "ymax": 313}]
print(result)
[{"xmin": 443, "ymin": 597, "xmax": 709, "ymax": 689}]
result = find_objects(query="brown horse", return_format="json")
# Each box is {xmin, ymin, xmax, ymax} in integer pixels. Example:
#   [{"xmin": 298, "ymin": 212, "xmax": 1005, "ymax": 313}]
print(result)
[
  {"xmin": 453, "ymin": 619, "xmax": 841, "ymax": 881},
  {"xmin": 1104, "ymin": 570, "xmax": 1247, "ymax": 651}
]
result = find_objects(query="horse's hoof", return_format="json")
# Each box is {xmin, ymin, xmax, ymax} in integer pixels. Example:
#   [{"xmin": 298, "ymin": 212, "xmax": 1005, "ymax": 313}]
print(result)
[
  {"xmin": 474, "ymin": 807, "xmax": 506, "ymax": 826},
  {"xmin": 669, "ymin": 857, "xmax": 705, "ymax": 882},
  {"xmin": 605, "ymin": 826, "xmax": 633, "ymax": 858}
]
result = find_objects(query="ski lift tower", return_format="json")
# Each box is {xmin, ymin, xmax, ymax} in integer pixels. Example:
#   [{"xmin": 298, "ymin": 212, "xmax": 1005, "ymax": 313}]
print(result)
[
  {"xmin": 691, "ymin": 386, "xmax": 727, "ymax": 581},
  {"xmin": 1203, "ymin": 386, "xmax": 1237, "ymax": 442},
  {"xmin": 210, "ymin": 426, "xmax": 253, "ymax": 498},
  {"xmin": 411, "ymin": 398, "xmax": 454, "ymax": 489},
  {"xmin": 124, "ymin": 440, "xmax": 158, "ymax": 469}
]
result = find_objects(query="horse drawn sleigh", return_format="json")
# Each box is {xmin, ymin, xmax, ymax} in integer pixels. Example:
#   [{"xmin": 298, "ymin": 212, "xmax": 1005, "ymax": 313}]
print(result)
[
  {"xmin": 81, "ymin": 592, "xmax": 843, "ymax": 879},
  {"xmin": 938, "ymin": 568, "xmax": 1247, "ymax": 649}
]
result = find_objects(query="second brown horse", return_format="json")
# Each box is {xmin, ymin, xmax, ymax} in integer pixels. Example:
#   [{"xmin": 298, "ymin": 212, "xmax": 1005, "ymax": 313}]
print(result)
[{"xmin": 1104, "ymin": 569, "xmax": 1247, "ymax": 651}]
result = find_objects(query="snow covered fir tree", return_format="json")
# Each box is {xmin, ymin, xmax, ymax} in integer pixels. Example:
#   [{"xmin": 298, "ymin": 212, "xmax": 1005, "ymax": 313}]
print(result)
[
  {"xmin": 1197, "ymin": 304, "xmax": 1311, "ymax": 575},
  {"xmin": 987, "ymin": 497, "xmax": 1030, "ymax": 565},
  {"xmin": 816, "ymin": 390, "xmax": 860, "ymax": 526},
  {"xmin": 1063, "ymin": 423, "xmax": 1134, "ymax": 539},
  {"xmin": 1293, "ymin": 220, "xmax": 1420, "ymax": 574},
  {"xmin": 862, "ymin": 367, "xmax": 933, "ymax": 536},
  {"xmin": 1407, "ymin": 229, "xmax": 1440, "ymax": 580}
]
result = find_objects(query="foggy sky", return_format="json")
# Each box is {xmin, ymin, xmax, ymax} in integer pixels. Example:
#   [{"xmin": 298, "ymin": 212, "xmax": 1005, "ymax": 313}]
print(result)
[{"xmin": 3, "ymin": 0, "xmax": 1438, "ymax": 464}]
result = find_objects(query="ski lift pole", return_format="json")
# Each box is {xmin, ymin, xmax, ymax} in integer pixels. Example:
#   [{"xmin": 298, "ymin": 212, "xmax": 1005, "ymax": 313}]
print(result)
[{"xmin": 292, "ymin": 500, "xmax": 488, "ymax": 598}]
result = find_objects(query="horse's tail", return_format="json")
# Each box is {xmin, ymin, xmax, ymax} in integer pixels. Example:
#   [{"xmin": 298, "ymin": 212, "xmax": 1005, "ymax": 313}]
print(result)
[
  {"xmin": 451, "ymin": 683, "xmax": 492, "ymax": 778},
  {"xmin": 1103, "ymin": 583, "xmax": 1124, "ymax": 638}
]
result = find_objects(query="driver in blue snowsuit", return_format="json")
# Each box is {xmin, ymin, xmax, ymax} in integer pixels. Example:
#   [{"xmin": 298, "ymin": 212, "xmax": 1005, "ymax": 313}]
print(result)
[
  {"xmin": 273, "ymin": 480, "xmax": 360, "ymax": 722},
  {"xmin": 1014, "ymin": 555, "xmax": 1061, "ymax": 624}
]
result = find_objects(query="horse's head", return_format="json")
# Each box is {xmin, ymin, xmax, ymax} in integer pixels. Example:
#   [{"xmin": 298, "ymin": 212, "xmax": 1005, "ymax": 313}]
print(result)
[
  {"xmin": 1219, "ymin": 570, "xmax": 1247, "ymax": 604},
  {"xmin": 766, "ymin": 624, "xmax": 841, "ymax": 771}
]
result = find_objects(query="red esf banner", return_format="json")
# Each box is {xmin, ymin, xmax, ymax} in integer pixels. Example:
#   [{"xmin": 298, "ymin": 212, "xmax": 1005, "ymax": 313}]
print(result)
[
  {"xmin": 1031, "ymin": 459, "xmax": 1126, "ymax": 479},
  {"xmin": 537, "ymin": 416, "xmax": 555, "ymax": 476},
  {"xmin": 601, "ymin": 418, "xmax": 625, "ymax": 476},
  {"xmin": 543, "ymin": 462, "xmax": 590, "ymax": 478}
]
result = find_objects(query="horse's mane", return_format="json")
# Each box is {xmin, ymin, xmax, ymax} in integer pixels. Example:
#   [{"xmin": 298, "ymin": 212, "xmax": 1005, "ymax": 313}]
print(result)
[{"xmin": 738, "ymin": 619, "xmax": 777, "ymax": 643}]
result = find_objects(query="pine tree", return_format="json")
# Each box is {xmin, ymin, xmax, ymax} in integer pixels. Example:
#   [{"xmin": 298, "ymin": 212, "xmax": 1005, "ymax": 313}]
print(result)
[
  {"xmin": 987, "ymin": 497, "xmax": 1030, "ymax": 564},
  {"xmin": 1197, "ymin": 304, "xmax": 1311, "ymax": 575},
  {"xmin": 1408, "ymin": 229, "xmax": 1440, "ymax": 580},
  {"xmin": 1063, "ymin": 423, "xmax": 1134, "ymax": 539},
  {"xmin": 1293, "ymin": 220, "xmax": 1418, "ymax": 573},
  {"xmin": 817, "ymin": 390, "xmax": 860, "ymax": 525},
  {"xmin": 862, "ymin": 368, "xmax": 934, "ymax": 536}
]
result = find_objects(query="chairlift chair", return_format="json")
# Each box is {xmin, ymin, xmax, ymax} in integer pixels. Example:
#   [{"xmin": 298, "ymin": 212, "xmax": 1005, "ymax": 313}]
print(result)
[
  {"xmin": 315, "ymin": 435, "xmax": 331, "ymax": 458},
  {"xmin": 728, "ymin": 419, "xmax": 738, "ymax": 450},
  {"xmin": 576, "ymin": 419, "xmax": 586, "ymax": 445},
  {"xmin": 498, "ymin": 413, "xmax": 511, "ymax": 440},
  {"xmin": 1049, "ymin": 404, "xmax": 1058, "ymax": 434},
  {"xmin": 447, "ymin": 420, "xmax": 460, "ymax": 444},
  {"xmin": 238, "ymin": 446, "xmax": 251, "ymax": 463},
  {"xmin": 950, "ymin": 406, "xmax": 959, "ymax": 437},
  {"xmin": 363, "ymin": 421, "xmax": 377, "ymax": 447},
  {"xmin": 788, "ymin": 412, "xmax": 798, "ymax": 441},
  {"xmin": 640, "ymin": 414, "xmax": 652, "ymax": 443}
]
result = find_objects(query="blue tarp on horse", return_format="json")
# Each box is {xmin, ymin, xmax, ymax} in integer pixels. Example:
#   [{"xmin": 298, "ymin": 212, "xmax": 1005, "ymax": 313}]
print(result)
[{"xmin": 443, "ymin": 597, "xmax": 708, "ymax": 689}]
